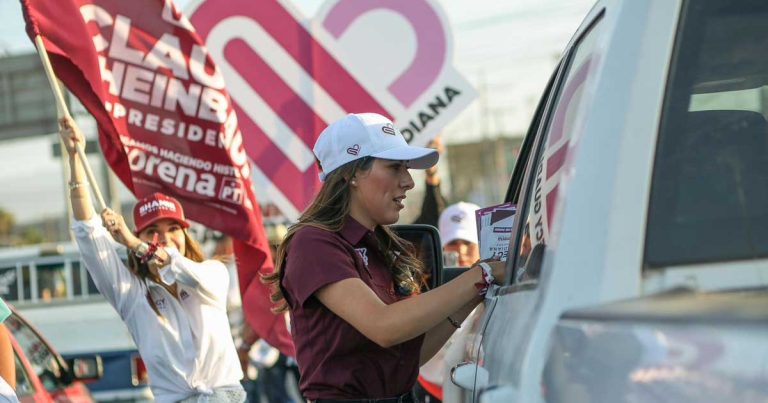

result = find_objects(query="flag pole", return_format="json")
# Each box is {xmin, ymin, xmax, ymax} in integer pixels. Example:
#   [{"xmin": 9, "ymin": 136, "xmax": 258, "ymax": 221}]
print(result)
[{"xmin": 34, "ymin": 35, "xmax": 107, "ymax": 212}]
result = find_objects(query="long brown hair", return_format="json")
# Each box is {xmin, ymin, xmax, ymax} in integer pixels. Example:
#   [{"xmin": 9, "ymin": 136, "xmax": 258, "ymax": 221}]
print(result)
[{"xmin": 263, "ymin": 157, "xmax": 425, "ymax": 312}]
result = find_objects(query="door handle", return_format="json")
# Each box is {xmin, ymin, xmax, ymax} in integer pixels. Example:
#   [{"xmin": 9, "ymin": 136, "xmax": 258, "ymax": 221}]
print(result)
[
  {"xmin": 450, "ymin": 362, "xmax": 490, "ymax": 390},
  {"xmin": 450, "ymin": 362, "xmax": 476, "ymax": 389}
]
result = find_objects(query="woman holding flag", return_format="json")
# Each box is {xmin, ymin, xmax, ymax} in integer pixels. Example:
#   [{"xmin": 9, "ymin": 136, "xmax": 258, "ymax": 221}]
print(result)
[
  {"xmin": 266, "ymin": 113, "xmax": 506, "ymax": 402},
  {"xmin": 60, "ymin": 116, "xmax": 246, "ymax": 403}
]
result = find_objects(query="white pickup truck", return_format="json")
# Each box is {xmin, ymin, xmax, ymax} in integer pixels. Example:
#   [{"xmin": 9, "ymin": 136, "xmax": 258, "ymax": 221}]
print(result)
[{"xmin": 439, "ymin": 0, "xmax": 768, "ymax": 401}]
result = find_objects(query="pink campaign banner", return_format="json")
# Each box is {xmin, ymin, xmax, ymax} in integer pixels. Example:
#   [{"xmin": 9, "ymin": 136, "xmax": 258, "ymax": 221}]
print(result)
[
  {"xmin": 21, "ymin": 0, "xmax": 294, "ymax": 356},
  {"xmin": 188, "ymin": 0, "xmax": 477, "ymax": 219},
  {"xmin": 190, "ymin": 0, "xmax": 388, "ymax": 219}
]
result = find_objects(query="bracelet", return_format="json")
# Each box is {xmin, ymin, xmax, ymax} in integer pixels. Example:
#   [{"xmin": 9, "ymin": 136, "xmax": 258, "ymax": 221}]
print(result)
[
  {"xmin": 474, "ymin": 262, "xmax": 495, "ymax": 296},
  {"xmin": 133, "ymin": 242, "xmax": 152, "ymax": 261},
  {"xmin": 235, "ymin": 338, "xmax": 253, "ymax": 351},
  {"xmin": 68, "ymin": 181, "xmax": 89, "ymax": 190},
  {"xmin": 447, "ymin": 316, "xmax": 461, "ymax": 329},
  {"xmin": 141, "ymin": 243, "xmax": 159, "ymax": 264},
  {"xmin": 478, "ymin": 262, "xmax": 495, "ymax": 284},
  {"xmin": 134, "ymin": 234, "xmax": 161, "ymax": 264}
]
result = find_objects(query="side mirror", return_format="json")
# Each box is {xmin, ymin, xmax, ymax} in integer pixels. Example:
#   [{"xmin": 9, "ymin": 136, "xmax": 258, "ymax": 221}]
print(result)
[
  {"xmin": 391, "ymin": 224, "xmax": 443, "ymax": 289},
  {"xmin": 66, "ymin": 355, "xmax": 103, "ymax": 382},
  {"xmin": 441, "ymin": 266, "xmax": 470, "ymax": 285},
  {"xmin": 391, "ymin": 224, "xmax": 475, "ymax": 288}
]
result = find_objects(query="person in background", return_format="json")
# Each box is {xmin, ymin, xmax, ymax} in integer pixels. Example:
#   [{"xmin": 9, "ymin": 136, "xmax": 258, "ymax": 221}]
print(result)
[
  {"xmin": 412, "ymin": 136, "xmax": 447, "ymax": 228},
  {"xmin": 60, "ymin": 117, "xmax": 245, "ymax": 403},
  {"xmin": 437, "ymin": 202, "xmax": 481, "ymax": 268},
  {"xmin": 416, "ymin": 202, "xmax": 482, "ymax": 403},
  {"xmin": 0, "ymin": 298, "xmax": 17, "ymax": 403},
  {"xmin": 207, "ymin": 234, "xmax": 263, "ymax": 403},
  {"xmin": 238, "ymin": 223, "xmax": 302, "ymax": 403},
  {"xmin": 265, "ymin": 113, "xmax": 505, "ymax": 402}
]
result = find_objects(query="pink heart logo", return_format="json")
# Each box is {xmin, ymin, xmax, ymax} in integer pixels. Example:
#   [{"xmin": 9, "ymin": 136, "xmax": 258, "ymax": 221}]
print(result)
[
  {"xmin": 346, "ymin": 144, "xmax": 360, "ymax": 156},
  {"xmin": 190, "ymin": 0, "xmax": 474, "ymax": 220}
]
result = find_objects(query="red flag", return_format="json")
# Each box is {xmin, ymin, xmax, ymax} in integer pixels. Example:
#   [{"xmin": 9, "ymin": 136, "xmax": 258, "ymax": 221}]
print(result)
[{"xmin": 21, "ymin": 0, "xmax": 294, "ymax": 357}]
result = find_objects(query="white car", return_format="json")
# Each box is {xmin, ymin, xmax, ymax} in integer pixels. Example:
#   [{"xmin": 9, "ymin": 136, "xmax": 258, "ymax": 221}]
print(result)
[{"xmin": 444, "ymin": 0, "xmax": 768, "ymax": 402}]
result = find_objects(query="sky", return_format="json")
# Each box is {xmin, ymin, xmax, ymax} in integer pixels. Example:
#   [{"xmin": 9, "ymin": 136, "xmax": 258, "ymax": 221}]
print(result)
[{"xmin": 0, "ymin": 0, "xmax": 594, "ymax": 224}]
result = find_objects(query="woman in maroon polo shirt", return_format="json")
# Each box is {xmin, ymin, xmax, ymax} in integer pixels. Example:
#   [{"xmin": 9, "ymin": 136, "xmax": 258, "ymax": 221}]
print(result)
[{"xmin": 265, "ymin": 113, "xmax": 505, "ymax": 403}]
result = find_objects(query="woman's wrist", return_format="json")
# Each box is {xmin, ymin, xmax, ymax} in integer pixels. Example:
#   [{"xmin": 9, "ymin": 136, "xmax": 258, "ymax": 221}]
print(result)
[
  {"xmin": 68, "ymin": 181, "xmax": 89, "ymax": 191},
  {"xmin": 425, "ymin": 171, "xmax": 440, "ymax": 186},
  {"xmin": 127, "ymin": 239, "xmax": 144, "ymax": 252},
  {"xmin": 472, "ymin": 262, "xmax": 494, "ymax": 296},
  {"xmin": 236, "ymin": 337, "xmax": 253, "ymax": 352},
  {"xmin": 477, "ymin": 262, "xmax": 495, "ymax": 283},
  {"xmin": 132, "ymin": 242, "xmax": 149, "ymax": 257}
]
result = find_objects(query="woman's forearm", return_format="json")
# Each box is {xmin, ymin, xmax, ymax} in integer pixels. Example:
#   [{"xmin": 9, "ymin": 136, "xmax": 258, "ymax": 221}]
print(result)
[
  {"xmin": 163, "ymin": 252, "xmax": 228, "ymax": 300},
  {"xmin": 318, "ymin": 266, "xmax": 485, "ymax": 348},
  {"xmin": 383, "ymin": 268, "xmax": 484, "ymax": 346},
  {"xmin": 419, "ymin": 298, "xmax": 478, "ymax": 364},
  {"xmin": 69, "ymin": 152, "xmax": 94, "ymax": 221},
  {"xmin": 0, "ymin": 325, "xmax": 15, "ymax": 389}
]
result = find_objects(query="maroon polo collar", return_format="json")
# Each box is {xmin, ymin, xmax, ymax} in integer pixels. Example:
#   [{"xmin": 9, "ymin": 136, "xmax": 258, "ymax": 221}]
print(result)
[{"xmin": 340, "ymin": 216, "xmax": 373, "ymax": 246}]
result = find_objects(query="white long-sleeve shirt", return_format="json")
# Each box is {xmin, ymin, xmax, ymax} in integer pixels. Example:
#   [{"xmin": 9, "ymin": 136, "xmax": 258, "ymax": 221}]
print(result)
[{"xmin": 72, "ymin": 215, "xmax": 242, "ymax": 403}]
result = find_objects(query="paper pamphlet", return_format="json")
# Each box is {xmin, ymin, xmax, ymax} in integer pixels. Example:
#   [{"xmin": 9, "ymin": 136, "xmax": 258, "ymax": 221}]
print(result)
[{"xmin": 475, "ymin": 202, "xmax": 517, "ymax": 261}]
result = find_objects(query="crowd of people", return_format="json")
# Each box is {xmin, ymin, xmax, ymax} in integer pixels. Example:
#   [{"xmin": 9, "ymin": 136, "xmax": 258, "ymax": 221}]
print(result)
[{"xmin": 21, "ymin": 113, "xmax": 503, "ymax": 403}]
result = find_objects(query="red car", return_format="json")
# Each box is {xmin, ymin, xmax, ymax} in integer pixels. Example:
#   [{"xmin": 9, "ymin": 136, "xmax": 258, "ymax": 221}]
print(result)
[{"xmin": 3, "ymin": 306, "xmax": 102, "ymax": 403}]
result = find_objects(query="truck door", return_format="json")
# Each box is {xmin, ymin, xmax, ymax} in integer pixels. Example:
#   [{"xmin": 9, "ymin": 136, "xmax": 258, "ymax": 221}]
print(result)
[{"xmin": 449, "ymin": 10, "xmax": 606, "ymax": 403}]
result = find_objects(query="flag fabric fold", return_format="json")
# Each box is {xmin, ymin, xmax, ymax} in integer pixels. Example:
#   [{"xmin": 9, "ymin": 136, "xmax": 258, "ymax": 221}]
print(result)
[{"xmin": 20, "ymin": 0, "xmax": 294, "ymax": 357}]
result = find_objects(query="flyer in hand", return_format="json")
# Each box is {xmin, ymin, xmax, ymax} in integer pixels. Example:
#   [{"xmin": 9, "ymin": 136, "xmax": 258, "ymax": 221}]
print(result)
[{"xmin": 475, "ymin": 203, "xmax": 517, "ymax": 261}]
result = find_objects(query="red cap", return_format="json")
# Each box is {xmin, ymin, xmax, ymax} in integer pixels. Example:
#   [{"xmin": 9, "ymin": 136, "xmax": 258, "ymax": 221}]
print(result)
[{"xmin": 132, "ymin": 193, "xmax": 190, "ymax": 234}]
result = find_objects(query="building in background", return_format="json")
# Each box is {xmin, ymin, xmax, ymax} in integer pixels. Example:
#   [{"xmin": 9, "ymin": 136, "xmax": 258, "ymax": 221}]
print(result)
[{"xmin": 447, "ymin": 136, "xmax": 523, "ymax": 206}]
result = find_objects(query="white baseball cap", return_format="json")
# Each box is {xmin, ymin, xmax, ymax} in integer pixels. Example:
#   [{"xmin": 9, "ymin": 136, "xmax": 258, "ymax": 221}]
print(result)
[
  {"xmin": 313, "ymin": 113, "xmax": 439, "ymax": 181},
  {"xmin": 438, "ymin": 202, "xmax": 480, "ymax": 247}
]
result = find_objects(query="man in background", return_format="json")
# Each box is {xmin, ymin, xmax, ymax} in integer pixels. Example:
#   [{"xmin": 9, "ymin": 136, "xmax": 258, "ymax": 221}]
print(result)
[{"xmin": 417, "ymin": 202, "xmax": 481, "ymax": 403}]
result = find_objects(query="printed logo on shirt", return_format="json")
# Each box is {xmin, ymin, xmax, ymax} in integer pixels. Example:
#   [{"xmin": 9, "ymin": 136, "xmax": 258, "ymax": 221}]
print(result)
[
  {"xmin": 155, "ymin": 298, "xmax": 167, "ymax": 310},
  {"xmin": 355, "ymin": 248, "xmax": 369, "ymax": 267},
  {"xmin": 179, "ymin": 290, "xmax": 190, "ymax": 300}
]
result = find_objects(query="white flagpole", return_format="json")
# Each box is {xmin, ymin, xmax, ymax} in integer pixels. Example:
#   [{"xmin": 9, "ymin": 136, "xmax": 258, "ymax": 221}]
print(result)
[{"xmin": 34, "ymin": 35, "xmax": 107, "ymax": 212}]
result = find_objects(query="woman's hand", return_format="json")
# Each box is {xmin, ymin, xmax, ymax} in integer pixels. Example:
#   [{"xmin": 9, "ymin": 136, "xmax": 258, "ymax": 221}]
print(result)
[
  {"xmin": 424, "ymin": 135, "xmax": 444, "ymax": 185},
  {"xmin": 100, "ymin": 208, "xmax": 140, "ymax": 249},
  {"xmin": 58, "ymin": 117, "xmax": 85, "ymax": 156},
  {"xmin": 147, "ymin": 247, "xmax": 171, "ymax": 273},
  {"xmin": 487, "ymin": 260, "xmax": 507, "ymax": 284}
]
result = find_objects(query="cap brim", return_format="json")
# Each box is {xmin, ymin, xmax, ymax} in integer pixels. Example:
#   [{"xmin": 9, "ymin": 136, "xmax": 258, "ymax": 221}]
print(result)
[
  {"xmin": 372, "ymin": 146, "xmax": 439, "ymax": 169},
  {"xmin": 441, "ymin": 230, "xmax": 478, "ymax": 247},
  {"xmin": 135, "ymin": 216, "xmax": 191, "ymax": 234}
]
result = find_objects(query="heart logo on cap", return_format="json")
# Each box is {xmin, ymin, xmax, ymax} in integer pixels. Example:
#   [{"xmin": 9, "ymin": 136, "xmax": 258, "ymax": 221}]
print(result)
[
  {"xmin": 381, "ymin": 123, "xmax": 396, "ymax": 135},
  {"xmin": 346, "ymin": 144, "xmax": 361, "ymax": 156},
  {"xmin": 451, "ymin": 212, "xmax": 466, "ymax": 223}
]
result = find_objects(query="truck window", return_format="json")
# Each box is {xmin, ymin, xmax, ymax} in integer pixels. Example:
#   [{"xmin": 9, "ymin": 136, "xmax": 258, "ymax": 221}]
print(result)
[
  {"xmin": 13, "ymin": 351, "xmax": 36, "ymax": 397},
  {"xmin": 4, "ymin": 313, "xmax": 66, "ymax": 392},
  {"xmin": 645, "ymin": 0, "xmax": 768, "ymax": 267},
  {"xmin": 35, "ymin": 262, "xmax": 69, "ymax": 301},
  {"xmin": 512, "ymin": 14, "xmax": 604, "ymax": 284}
]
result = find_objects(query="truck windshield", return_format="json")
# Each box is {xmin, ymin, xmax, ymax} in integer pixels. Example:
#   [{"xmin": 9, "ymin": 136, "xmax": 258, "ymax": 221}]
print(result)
[{"xmin": 646, "ymin": 0, "xmax": 768, "ymax": 267}]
